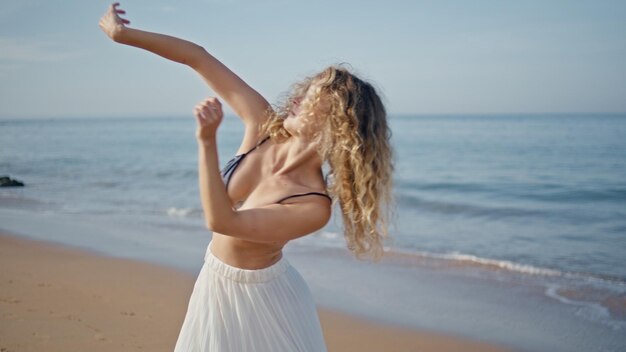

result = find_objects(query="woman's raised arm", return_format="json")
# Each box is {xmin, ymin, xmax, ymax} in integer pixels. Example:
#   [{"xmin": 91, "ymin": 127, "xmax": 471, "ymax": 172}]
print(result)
[{"xmin": 99, "ymin": 2, "xmax": 272, "ymax": 126}]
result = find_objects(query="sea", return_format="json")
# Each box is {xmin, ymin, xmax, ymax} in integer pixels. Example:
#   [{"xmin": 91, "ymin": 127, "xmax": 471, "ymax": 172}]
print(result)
[{"xmin": 1, "ymin": 113, "xmax": 625, "ymax": 352}]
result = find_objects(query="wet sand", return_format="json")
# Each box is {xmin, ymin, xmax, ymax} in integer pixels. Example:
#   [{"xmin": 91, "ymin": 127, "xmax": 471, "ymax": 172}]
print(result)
[{"xmin": 0, "ymin": 232, "xmax": 513, "ymax": 352}]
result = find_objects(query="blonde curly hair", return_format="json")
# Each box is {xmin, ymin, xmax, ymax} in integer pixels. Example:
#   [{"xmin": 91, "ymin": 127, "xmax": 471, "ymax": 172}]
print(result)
[{"xmin": 259, "ymin": 63, "xmax": 396, "ymax": 261}]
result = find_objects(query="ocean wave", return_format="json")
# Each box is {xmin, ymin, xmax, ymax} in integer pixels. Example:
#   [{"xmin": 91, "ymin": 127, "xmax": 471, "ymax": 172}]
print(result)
[
  {"xmin": 395, "ymin": 193, "xmax": 546, "ymax": 219},
  {"xmin": 521, "ymin": 187, "xmax": 626, "ymax": 203},
  {"xmin": 387, "ymin": 246, "xmax": 562, "ymax": 276},
  {"xmin": 396, "ymin": 179, "xmax": 493, "ymax": 193},
  {"xmin": 383, "ymin": 246, "xmax": 626, "ymax": 288},
  {"xmin": 302, "ymin": 230, "xmax": 602, "ymax": 279},
  {"xmin": 398, "ymin": 179, "xmax": 626, "ymax": 203},
  {"xmin": 301, "ymin": 230, "xmax": 618, "ymax": 282},
  {"xmin": 90, "ymin": 181, "xmax": 122, "ymax": 189}
]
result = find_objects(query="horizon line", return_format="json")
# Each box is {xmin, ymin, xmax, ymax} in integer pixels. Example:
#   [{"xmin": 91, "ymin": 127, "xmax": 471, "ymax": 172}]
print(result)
[{"xmin": 1, "ymin": 111, "xmax": 625, "ymax": 120}]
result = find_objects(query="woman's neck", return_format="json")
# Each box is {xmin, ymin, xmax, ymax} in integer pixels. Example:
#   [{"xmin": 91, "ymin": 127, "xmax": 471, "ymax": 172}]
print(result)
[{"xmin": 271, "ymin": 135, "xmax": 324, "ymax": 187}]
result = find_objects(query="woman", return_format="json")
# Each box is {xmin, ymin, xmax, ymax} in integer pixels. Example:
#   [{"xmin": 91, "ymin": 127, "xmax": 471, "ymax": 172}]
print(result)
[{"xmin": 99, "ymin": 3, "xmax": 395, "ymax": 351}]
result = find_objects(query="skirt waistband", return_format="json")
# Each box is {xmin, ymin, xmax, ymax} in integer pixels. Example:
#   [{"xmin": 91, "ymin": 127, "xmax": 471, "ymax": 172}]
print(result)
[{"xmin": 204, "ymin": 241, "xmax": 290, "ymax": 283}]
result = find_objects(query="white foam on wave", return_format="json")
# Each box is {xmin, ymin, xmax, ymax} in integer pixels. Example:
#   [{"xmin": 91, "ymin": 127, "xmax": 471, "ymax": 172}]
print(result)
[
  {"xmin": 443, "ymin": 251, "xmax": 626, "ymax": 288},
  {"xmin": 166, "ymin": 207, "xmax": 194, "ymax": 218},
  {"xmin": 388, "ymin": 246, "xmax": 565, "ymax": 277},
  {"xmin": 291, "ymin": 230, "xmax": 345, "ymax": 249},
  {"xmin": 440, "ymin": 251, "xmax": 564, "ymax": 276},
  {"xmin": 389, "ymin": 247, "xmax": 626, "ymax": 290},
  {"xmin": 545, "ymin": 284, "xmax": 626, "ymax": 331},
  {"xmin": 320, "ymin": 231, "xmax": 339, "ymax": 240}
]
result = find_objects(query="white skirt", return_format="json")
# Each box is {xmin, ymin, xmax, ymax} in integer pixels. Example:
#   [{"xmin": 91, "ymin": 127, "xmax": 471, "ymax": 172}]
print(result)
[{"xmin": 174, "ymin": 241, "xmax": 328, "ymax": 352}]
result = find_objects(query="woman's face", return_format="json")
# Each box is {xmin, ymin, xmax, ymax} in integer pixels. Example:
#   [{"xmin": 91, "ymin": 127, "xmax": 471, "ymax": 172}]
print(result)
[{"xmin": 283, "ymin": 81, "xmax": 327, "ymax": 138}]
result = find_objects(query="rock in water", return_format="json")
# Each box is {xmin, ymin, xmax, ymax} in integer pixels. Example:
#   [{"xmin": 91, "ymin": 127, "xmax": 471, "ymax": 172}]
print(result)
[{"xmin": 0, "ymin": 175, "xmax": 25, "ymax": 187}]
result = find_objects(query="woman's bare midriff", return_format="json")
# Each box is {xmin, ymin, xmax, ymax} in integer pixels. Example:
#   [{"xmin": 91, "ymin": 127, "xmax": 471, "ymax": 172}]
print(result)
[{"xmin": 209, "ymin": 234, "xmax": 287, "ymax": 270}]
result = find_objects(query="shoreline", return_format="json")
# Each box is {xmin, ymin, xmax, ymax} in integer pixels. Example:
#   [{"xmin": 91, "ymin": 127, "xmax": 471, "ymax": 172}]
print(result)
[{"xmin": 0, "ymin": 231, "xmax": 514, "ymax": 352}]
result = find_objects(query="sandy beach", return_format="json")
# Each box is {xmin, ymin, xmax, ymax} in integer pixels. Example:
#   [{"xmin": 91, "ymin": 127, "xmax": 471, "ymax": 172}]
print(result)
[{"xmin": 0, "ymin": 231, "xmax": 514, "ymax": 352}]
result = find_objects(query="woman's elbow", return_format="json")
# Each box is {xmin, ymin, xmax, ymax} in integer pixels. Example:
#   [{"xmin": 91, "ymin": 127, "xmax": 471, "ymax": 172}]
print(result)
[
  {"xmin": 205, "ymin": 219, "xmax": 219, "ymax": 232},
  {"xmin": 205, "ymin": 218, "xmax": 231, "ymax": 235},
  {"xmin": 186, "ymin": 44, "xmax": 207, "ymax": 68}
]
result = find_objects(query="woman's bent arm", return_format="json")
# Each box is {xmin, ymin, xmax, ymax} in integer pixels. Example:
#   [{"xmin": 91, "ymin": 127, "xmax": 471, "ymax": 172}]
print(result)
[{"xmin": 100, "ymin": 3, "xmax": 271, "ymax": 125}]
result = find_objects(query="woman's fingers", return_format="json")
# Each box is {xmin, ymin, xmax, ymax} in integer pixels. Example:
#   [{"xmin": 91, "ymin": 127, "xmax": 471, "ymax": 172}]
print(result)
[
  {"xmin": 195, "ymin": 98, "xmax": 223, "ymax": 123},
  {"xmin": 110, "ymin": 2, "xmax": 130, "ymax": 25},
  {"xmin": 115, "ymin": 3, "xmax": 130, "ymax": 24},
  {"xmin": 194, "ymin": 108, "xmax": 206, "ymax": 124},
  {"xmin": 195, "ymin": 104, "xmax": 217, "ymax": 121},
  {"xmin": 116, "ymin": 8, "xmax": 129, "ymax": 23},
  {"xmin": 200, "ymin": 98, "xmax": 222, "ymax": 114},
  {"xmin": 202, "ymin": 106, "xmax": 219, "ymax": 121},
  {"xmin": 201, "ymin": 97, "xmax": 221, "ymax": 107}
]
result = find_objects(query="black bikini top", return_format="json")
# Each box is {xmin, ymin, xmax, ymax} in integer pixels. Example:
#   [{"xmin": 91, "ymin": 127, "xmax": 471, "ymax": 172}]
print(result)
[{"xmin": 220, "ymin": 136, "xmax": 332, "ymax": 204}]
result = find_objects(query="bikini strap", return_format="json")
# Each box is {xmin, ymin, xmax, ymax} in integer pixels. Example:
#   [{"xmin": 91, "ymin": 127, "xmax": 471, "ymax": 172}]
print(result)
[
  {"xmin": 244, "ymin": 135, "xmax": 270, "ymax": 155},
  {"xmin": 275, "ymin": 192, "xmax": 332, "ymax": 204}
]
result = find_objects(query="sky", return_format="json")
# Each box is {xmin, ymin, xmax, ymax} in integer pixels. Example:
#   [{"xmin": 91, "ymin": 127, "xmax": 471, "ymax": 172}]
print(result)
[{"xmin": 0, "ymin": 0, "xmax": 624, "ymax": 118}]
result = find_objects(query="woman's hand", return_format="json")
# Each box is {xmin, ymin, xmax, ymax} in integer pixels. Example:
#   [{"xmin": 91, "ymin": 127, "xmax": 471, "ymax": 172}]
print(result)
[
  {"xmin": 194, "ymin": 97, "xmax": 224, "ymax": 142},
  {"xmin": 99, "ymin": 2, "xmax": 131, "ymax": 42}
]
